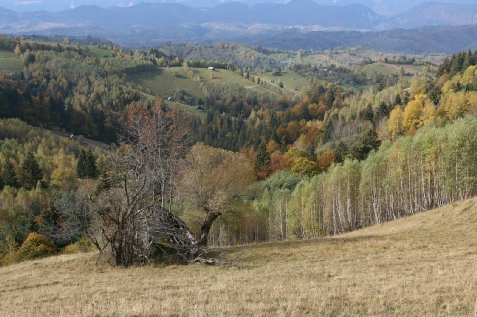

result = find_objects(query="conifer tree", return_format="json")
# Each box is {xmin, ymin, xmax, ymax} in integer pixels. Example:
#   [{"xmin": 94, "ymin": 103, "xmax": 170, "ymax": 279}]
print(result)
[
  {"xmin": 76, "ymin": 149, "xmax": 88, "ymax": 179},
  {"xmin": 255, "ymin": 139, "xmax": 270, "ymax": 172},
  {"xmin": 76, "ymin": 149, "xmax": 98, "ymax": 179},
  {"xmin": 20, "ymin": 152, "xmax": 43, "ymax": 190},
  {"xmin": 2, "ymin": 159, "xmax": 20, "ymax": 189},
  {"xmin": 335, "ymin": 140, "xmax": 349, "ymax": 163},
  {"xmin": 85, "ymin": 149, "xmax": 98, "ymax": 179}
]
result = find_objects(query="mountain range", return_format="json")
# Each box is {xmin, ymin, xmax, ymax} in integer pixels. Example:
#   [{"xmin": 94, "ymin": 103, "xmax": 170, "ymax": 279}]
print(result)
[
  {"xmin": 1, "ymin": 0, "xmax": 477, "ymax": 32},
  {"xmin": 1, "ymin": 0, "xmax": 477, "ymax": 52},
  {"xmin": 1, "ymin": 0, "xmax": 477, "ymax": 17},
  {"xmin": 0, "ymin": 0, "xmax": 382, "ymax": 31}
]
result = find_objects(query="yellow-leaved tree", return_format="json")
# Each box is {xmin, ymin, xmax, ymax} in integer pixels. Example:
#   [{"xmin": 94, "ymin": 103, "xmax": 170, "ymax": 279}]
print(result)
[
  {"xmin": 178, "ymin": 143, "xmax": 255, "ymax": 246},
  {"xmin": 387, "ymin": 106, "xmax": 403, "ymax": 140}
]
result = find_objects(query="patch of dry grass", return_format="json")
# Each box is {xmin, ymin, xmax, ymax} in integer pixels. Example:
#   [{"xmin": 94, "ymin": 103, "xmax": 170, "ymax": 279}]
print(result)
[{"xmin": 2, "ymin": 199, "xmax": 477, "ymax": 316}]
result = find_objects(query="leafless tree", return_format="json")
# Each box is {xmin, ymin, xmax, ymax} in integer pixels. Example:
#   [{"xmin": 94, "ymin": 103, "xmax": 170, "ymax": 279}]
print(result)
[{"xmin": 91, "ymin": 100, "xmax": 193, "ymax": 266}]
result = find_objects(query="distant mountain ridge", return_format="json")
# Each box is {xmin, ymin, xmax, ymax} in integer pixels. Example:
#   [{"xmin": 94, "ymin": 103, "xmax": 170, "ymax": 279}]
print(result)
[
  {"xmin": 1, "ymin": 0, "xmax": 477, "ymax": 17},
  {"xmin": 381, "ymin": 2, "xmax": 477, "ymax": 29},
  {"xmin": 0, "ymin": 0, "xmax": 476, "ymax": 32},
  {"xmin": 0, "ymin": 0, "xmax": 382, "ymax": 30},
  {"xmin": 1, "ymin": 0, "xmax": 477, "ymax": 53}
]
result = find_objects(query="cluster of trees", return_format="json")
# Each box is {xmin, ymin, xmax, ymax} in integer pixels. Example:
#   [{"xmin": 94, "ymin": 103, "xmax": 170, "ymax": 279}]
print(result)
[
  {"xmin": 252, "ymin": 116, "xmax": 477, "ymax": 239},
  {"xmin": 161, "ymin": 43, "xmax": 280, "ymax": 70},
  {"xmin": 0, "ymin": 46, "xmax": 158, "ymax": 143},
  {"xmin": 380, "ymin": 56, "xmax": 416, "ymax": 65},
  {"xmin": 0, "ymin": 119, "xmax": 96, "ymax": 261},
  {"xmin": 436, "ymin": 50, "xmax": 477, "ymax": 79}
]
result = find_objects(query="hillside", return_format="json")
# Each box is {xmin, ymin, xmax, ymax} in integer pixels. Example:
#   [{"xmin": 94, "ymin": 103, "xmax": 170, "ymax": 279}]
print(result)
[
  {"xmin": 1, "ymin": 198, "xmax": 476, "ymax": 315},
  {"xmin": 382, "ymin": 2, "xmax": 477, "ymax": 29}
]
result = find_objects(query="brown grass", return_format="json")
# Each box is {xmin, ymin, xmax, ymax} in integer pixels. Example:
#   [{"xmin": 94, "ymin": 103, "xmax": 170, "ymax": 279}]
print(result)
[{"xmin": 2, "ymin": 199, "xmax": 477, "ymax": 316}]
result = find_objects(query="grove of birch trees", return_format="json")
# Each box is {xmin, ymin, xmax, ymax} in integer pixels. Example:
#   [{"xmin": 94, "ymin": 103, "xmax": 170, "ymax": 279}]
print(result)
[{"xmin": 255, "ymin": 115, "xmax": 477, "ymax": 239}]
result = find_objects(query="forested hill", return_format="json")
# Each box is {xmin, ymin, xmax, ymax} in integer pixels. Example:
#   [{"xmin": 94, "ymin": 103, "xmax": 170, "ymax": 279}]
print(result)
[
  {"xmin": 3, "ymin": 32, "xmax": 477, "ymax": 267},
  {"xmin": 238, "ymin": 24, "xmax": 477, "ymax": 54}
]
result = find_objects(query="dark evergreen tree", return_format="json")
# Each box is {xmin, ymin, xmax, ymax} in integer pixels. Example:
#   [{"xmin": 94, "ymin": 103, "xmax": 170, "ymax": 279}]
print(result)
[
  {"xmin": 85, "ymin": 149, "xmax": 98, "ymax": 179},
  {"xmin": 436, "ymin": 57, "xmax": 450, "ymax": 77},
  {"xmin": 349, "ymin": 129, "xmax": 381, "ymax": 161},
  {"xmin": 375, "ymin": 102, "xmax": 391, "ymax": 123},
  {"xmin": 334, "ymin": 141, "xmax": 349, "ymax": 164},
  {"xmin": 2, "ymin": 159, "xmax": 20, "ymax": 189},
  {"xmin": 254, "ymin": 139, "xmax": 270, "ymax": 172},
  {"xmin": 76, "ymin": 149, "xmax": 88, "ymax": 178},
  {"xmin": 299, "ymin": 103, "xmax": 311, "ymax": 121},
  {"xmin": 76, "ymin": 149, "xmax": 98, "ymax": 179},
  {"xmin": 95, "ymin": 172, "xmax": 112, "ymax": 195},
  {"xmin": 360, "ymin": 104, "xmax": 374, "ymax": 123},
  {"xmin": 394, "ymin": 93, "xmax": 402, "ymax": 106},
  {"xmin": 20, "ymin": 152, "xmax": 43, "ymax": 190}
]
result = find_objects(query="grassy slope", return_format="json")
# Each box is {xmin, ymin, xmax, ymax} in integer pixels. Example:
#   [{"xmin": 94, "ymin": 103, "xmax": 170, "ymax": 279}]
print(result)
[
  {"xmin": 128, "ymin": 67, "xmax": 205, "ymax": 100},
  {"xmin": 190, "ymin": 67, "xmax": 286, "ymax": 97},
  {"xmin": 2, "ymin": 198, "xmax": 477, "ymax": 316},
  {"xmin": 88, "ymin": 46, "xmax": 113, "ymax": 58},
  {"xmin": 126, "ymin": 68, "xmax": 206, "ymax": 118},
  {"xmin": 364, "ymin": 62, "xmax": 436, "ymax": 78},
  {"xmin": 259, "ymin": 70, "xmax": 309, "ymax": 93},
  {"xmin": 0, "ymin": 49, "xmax": 22, "ymax": 73}
]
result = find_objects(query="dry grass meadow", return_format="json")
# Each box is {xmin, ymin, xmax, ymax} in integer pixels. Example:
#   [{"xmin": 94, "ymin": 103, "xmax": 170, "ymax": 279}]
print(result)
[{"xmin": 2, "ymin": 198, "xmax": 477, "ymax": 316}]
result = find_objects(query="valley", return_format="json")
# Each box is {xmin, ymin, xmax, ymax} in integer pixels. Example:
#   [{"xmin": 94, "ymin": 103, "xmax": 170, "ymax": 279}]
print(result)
[{"xmin": 0, "ymin": 2, "xmax": 477, "ymax": 315}]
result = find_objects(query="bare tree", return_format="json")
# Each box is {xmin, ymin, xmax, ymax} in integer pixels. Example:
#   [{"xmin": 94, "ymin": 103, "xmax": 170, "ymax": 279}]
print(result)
[
  {"xmin": 91, "ymin": 100, "xmax": 191, "ymax": 266},
  {"xmin": 178, "ymin": 143, "xmax": 255, "ymax": 246},
  {"xmin": 41, "ymin": 187, "xmax": 96, "ymax": 249}
]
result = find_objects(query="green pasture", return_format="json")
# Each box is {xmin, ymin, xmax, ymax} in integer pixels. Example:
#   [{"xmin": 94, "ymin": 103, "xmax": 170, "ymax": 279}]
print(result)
[
  {"xmin": 190, "ymin": 67, "xmax": 284, "ymax": 97},
  {"xmin": 128, "ymin": 67, "xmax": 205, "ymax": 100},
  {"xmin": 88, "ymin": 46, "xmax": 113, "ymax": 58},
  {"xmin": 0, "ymin": 49, "xmax": 16, "ymax": 58},
  {"xmin": 191, "ymin": 67, "xmax": 255, "ymax": 87},
  {"xmin": 164, "ymin": 100, "xmax": 206, "ymax": 118},
  {"xmin": 0, "ymin": 57, "xmax": 22, "ymax": 73},
  {"xmin": 259, "ymin": 70, "xmax": 310, "ymax": 93},
  {"xmin": 363, "ymin": 62, "xmax": 436, "ymax": 78}
]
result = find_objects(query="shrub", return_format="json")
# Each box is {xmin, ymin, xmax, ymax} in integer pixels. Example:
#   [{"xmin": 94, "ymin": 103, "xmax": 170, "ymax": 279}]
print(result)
[
  {"xmin": 2, "ymin": 232, "xmax": 56, "ymax": 265},
  {"xmin": 62, "ymin": 236, "xmax": 94, "ymax": 254}
]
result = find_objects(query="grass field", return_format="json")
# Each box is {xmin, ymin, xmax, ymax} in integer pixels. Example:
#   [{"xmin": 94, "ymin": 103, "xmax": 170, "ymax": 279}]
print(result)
[
  {"xmin": 128, "ymin": 67, "xmax": 205, "ymax": 100},
  {"xmin": 364, "ymin": 62, "xmax": 437, "ymax": 78},
  {"xmin": 192, "ymin": 67, "xmax": 255, "ymax": 87},
  {"xmin": 163, "ymin": 100, "xmax": 206, "ymax": 118},
  {"xmin": 259, "ymin": 70, "xmax": 310, "ymax": 93},
  {"xmin": 0, "ymin": 49, "xmax": 16, "ymax": 58},
  {"xmin": 0, "ymin": 59, "xmax": 22, "ymax": 72},
  {"xmin": 191, "ymin": 67, "xmax": 285, "ymax": 96},
  {"xmin": 0, "ymin": 49, "xmax": 22, "ymax": 73},
  {"xmin": 2, "ymin": 197, "xmax": 477, "ymax": 316},
  {"xmin": 88, "ymin": 46, "xmax": 113, "ymax": 58}
]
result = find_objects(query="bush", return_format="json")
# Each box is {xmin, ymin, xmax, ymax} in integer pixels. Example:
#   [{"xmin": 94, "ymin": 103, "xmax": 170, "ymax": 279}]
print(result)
[
  {"xmin": 62, "ymin": 236, "xmax": 94, "ymax": 254},
  {"xmin": 2, "ymin": 232, "xmax": 56, "ymax": 265}
]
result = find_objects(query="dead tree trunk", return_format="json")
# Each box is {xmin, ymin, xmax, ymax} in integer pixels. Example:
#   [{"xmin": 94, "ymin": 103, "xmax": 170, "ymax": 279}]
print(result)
[{"xmin": 198, "ymin": 211, "xmax": 221, "ymax": 246}]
